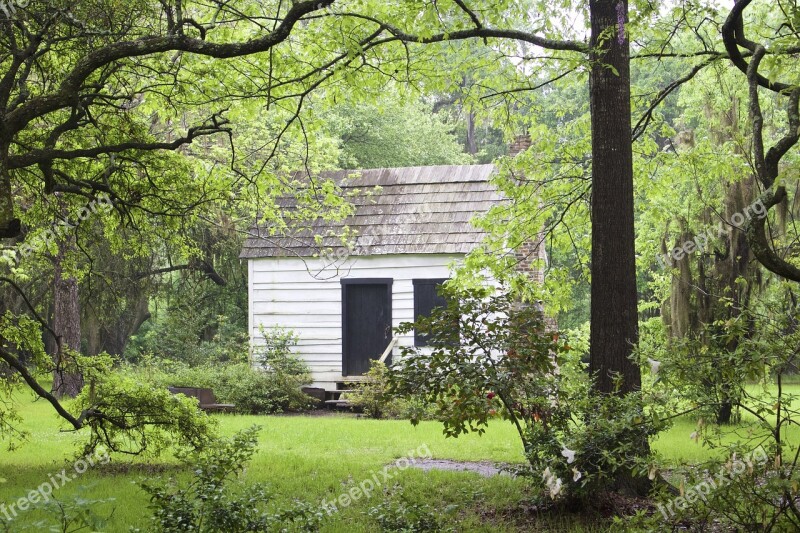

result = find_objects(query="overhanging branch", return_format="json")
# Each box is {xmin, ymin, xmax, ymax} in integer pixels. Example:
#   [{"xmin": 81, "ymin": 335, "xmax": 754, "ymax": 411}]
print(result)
[
  {"xmin": 746, "ymin": 187, "xmax": 800, "ymax": 282},
  {"xmin": 134, "ymin": 260, "xmax": 227, "ymax": 286},
  {"xmin": 0, "ymin": 346, "xmax": 83, "ymax": 429}
]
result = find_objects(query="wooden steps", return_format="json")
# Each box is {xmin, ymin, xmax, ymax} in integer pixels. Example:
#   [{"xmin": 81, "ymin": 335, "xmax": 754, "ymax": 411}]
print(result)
[{"xmin": 323, "ymin": 382, "xmax": 363, "ymax": 409}]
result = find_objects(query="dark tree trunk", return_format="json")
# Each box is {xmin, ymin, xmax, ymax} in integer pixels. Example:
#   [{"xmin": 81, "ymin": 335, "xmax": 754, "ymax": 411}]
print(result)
[
  {"xmin": 84, "ymin": 292, "xmax": 150, "ymax": 356},
  {"xmin": 716, "ymin": 400, "xmax": 733, "ymax": 425},
  {"xmin": 466, "ymin": 111, "xmax": 478, "ymax": 155},
  {"xmin": 52, "ymin": 243, "xmax": 84, "ymax": 398},
  {"xmin": 0, "ymin": 168, "xmax": 20, "ymax": 238},
  {"xmin": 588, "ymin": 0, "xmax": 642, "ymax": 395},
  {"xmin": 85, "ymin": 310, "xmax": 102, "ymax": 357}
]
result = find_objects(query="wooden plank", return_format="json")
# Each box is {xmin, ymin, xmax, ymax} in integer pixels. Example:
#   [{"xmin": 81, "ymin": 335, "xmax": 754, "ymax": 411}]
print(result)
[{"xmin": 378, "ymin": 336, "xmax": 398, "ymax": 364}]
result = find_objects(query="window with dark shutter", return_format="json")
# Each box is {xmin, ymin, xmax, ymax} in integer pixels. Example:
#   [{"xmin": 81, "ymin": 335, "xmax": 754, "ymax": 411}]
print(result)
[{"xmin": 412, "ymin": 278, "xmax": 449, "ymax": 347}]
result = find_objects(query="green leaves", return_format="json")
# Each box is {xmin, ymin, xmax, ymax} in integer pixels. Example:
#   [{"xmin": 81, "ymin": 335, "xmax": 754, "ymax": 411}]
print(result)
[
  {"xmin": 73, "ymin": 370, "xmax": 218, "ymax": 457},
  {"xmin": 140, "ymin": 425, "xmax": 323, "ymax": 532},
  {"xmin": 391, "ymin": 286, "xmax": 665, "ymax": 501}
]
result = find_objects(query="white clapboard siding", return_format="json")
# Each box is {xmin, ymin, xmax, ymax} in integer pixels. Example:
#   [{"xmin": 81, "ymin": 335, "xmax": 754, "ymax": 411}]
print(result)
[{"xmin": 248, "ymin": 254, "xmax": 462, "ymax": 388}]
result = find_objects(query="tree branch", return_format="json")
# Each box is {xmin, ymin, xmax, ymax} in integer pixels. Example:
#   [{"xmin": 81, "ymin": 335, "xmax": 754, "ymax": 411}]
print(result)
[
  {"xmin": 0, "ymin": 346, "xmax": 82, "ymax": 429},
  {"xmin": 0, "ymin": 277, "xmax": 59, "ymax": 341},
  {"xmin": 134, "ymin": 260, "xmax": 226, "ymax": 286},
  {"xmin": 3, "ymin": 0, "xmax": 335, "ymax": 135},
  {"xmin": 632, "ymin": 56, "xmax": 719, "ymax": 142},
  {"xmin": 337, "ymin": 12, "xmax": 587, "ymax": 53},
  {"xmin": 722, "ymin": 0, "xmax": 793, "ymax": 93},
  {"xmin": 7, "ymin": 113, "xmax": 230, "ymax": 169},
  {"xmin": 453, "ymin": 0, "xmax": 485, "ymax": 37}
]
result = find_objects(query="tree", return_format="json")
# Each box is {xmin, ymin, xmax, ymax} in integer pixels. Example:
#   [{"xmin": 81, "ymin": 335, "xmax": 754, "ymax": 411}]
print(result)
[
  {"xmin": 722, "ymin": 0, "xmax": 800, "ymax": 282},
  {"xmin": 587, "ymin": 0, "xmax": 640, "ymax": 395},
  {"xmin": 325, "ymin": 93, "xmax": 471, "ymax": 169},
  {"xmin": 0, "ymin": 0, "xmax": 643, "ymax": 455},
  {"xmin": 0, "ymin": 0, "xmax": 343, "ymax": 448},
  {"xmin": 4, "ymin": 0, "xmax": 793, "ymax": 473}
]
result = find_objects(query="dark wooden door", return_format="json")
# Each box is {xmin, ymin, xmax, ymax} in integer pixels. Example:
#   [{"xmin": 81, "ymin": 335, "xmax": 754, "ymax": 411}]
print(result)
[{"xmin": 342, "ymin": 280, "xmax": 392, "ymax": 375}]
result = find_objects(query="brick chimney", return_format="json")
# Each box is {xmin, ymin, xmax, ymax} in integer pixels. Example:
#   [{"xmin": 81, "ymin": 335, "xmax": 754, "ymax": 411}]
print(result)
[
  {"xmin": 508, "ymin": 134, "xmax": 532, "ymax": 158},
  {"xmin": 514, "ymin": 235, "xmax": 547, "ymax": 284},
  {"xmin": 507, "ymin": 133, "xmax": 545, "ymax": 281},
  {"xmin": 506, "ymin": 133, "xmax": 556, "ymax": 328}
]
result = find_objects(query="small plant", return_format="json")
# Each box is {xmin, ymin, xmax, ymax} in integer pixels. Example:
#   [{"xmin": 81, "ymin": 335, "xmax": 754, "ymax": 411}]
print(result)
[
  {"xmin": 141, "ymin": 426, "xmax": 323, "ymax": 532},
  {"xmin": 350, "ymin": 360, "xmax": 434, "ymax": 420},
  {"xmin": 367, "ymin": 486, "xmax": 454, "ymax": 532},
  {"xmin": 255, "ymin": 325, "xmax": 301, "ymax": 372},
  {"xmin": 22, "ymin": 489, "xmax": 116, "ymax": 533},
  {"xmin": 348, "ymin": 361, "xmax": 389, "ymax": 418}
]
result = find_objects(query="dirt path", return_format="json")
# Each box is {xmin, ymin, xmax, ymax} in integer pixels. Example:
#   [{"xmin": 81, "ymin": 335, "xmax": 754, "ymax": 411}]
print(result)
[{"xmin": 407, "ymin": 459, "xmax": 513, "ymax": 477}]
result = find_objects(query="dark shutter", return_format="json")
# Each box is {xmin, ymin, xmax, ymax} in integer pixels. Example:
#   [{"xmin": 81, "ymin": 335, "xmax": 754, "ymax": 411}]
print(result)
[{"xmin": 413, "ymin": 279, "xmax": 448, "ymax": 347}]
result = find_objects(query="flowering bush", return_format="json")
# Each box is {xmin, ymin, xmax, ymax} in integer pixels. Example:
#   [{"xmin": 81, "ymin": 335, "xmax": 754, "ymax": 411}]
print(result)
[{"xmin": 391, "ymin": 288, "xmax": 666, "ymax": 502}]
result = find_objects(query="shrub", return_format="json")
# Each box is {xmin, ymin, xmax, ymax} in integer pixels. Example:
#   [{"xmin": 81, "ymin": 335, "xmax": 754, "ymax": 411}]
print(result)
[
  {"xmin": 141, "ymin": 426, "xmax": 323, "ymax": 532},
  {"xmin": 255, "ymin": 326, "xmax": 301, "ymax": 371},
  {"xmin": 349, "ymin": 360, "xmax": 435, "ymax": 420},
  {"xmin": 635, "ymin": 289, "xmax": 800, "ymax": 530},
  {"xmin": 348, "ymin": 360, "xmax": 397, "ymax": 418},
  {"xmin": 73, "ymin": 363, "xmax": 217, "ymax": 456},
  {"xmin": 215, "ymin": 325, "xmax": 315, "ymax": 414},
  {"xmin": 212, "ymin": 363, "xmax": 316, "ymax": 415},
  {"xmin": 121, "ymin": 356, "xmax": 315, "ymax": 415},
  {"xmin": 622, "ymin": 442, "xmax": 800, "ymax": 532},
  {"xmin": 391, "ymin": 288, "xmax": 667, "ymax": 502}
]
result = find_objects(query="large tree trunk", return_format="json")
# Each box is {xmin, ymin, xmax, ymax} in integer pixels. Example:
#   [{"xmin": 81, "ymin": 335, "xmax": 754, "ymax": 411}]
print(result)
[
  {"xmin": 52, "ymin": 241, "xmax": 84, "ymax": 398},
  {"xmin": 84, "ymin": 291, "xmax": 151, "ymax": 356},
  {"xmin": 0, "ymin": 168, "xmax": 20, "ymax": 238},
  {"xmin": 588, "ymin": 0, "xmax": 642, "ymax": 395}
]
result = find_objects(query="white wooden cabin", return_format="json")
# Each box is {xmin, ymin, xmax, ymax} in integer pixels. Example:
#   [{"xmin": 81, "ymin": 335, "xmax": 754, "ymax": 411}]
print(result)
[{"xmin": 240, "ymin": 164, "xmax": 545, "ymax": 392}]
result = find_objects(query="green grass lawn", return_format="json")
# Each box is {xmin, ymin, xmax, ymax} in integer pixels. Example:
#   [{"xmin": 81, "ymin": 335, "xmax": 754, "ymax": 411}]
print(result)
[
  {"xmin": 1, "ymin": 385, "xmax": 798, "ymax": 531},
  {"xmin": 0, "ymin": 392, "xmax": 554, "ymax": 532}
]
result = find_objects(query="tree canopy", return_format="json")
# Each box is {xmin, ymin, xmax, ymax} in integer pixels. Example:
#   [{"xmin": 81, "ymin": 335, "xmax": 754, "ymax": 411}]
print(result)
[{"xmin": 0, "ymin": 1, "xmax": 798, "ymax": 499}]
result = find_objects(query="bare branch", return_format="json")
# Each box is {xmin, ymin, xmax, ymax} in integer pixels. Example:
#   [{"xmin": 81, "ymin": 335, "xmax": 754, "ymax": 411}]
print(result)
[
  {"xmin": 134, "ymin": 260, "xmax": 226, "ymax": 286},
  {"xmin": 722, "ymin": 0, "xmax": 793, "ymax": 93},
  {"xmin": 746, "ymin": 187, "xmax": 800, "ymax": 282},
  {"xmin": 0, "ymin": 346, "xmax": 82, "ymax": 429},
  {"xmin": 633, "ymin": 56, "xmax": 719, "ymax": 142}
]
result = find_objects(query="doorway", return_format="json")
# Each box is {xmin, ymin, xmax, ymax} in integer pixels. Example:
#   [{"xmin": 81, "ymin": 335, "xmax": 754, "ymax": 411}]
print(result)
[{"xmin": 341, "ymin": 279, "xmax": 392, "ymax": 375}]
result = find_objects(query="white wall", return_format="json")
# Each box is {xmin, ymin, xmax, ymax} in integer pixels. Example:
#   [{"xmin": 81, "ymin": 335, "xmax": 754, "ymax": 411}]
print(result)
[{"xmin": 248, "ymin": 254, "xmax": 463, "ymax": 388}]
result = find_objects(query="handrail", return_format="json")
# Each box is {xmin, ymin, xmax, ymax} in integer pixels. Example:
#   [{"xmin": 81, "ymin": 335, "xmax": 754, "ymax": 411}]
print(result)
[{"xmin": 378, "ymin": 336, "xmax": 398, "ymax": 364}]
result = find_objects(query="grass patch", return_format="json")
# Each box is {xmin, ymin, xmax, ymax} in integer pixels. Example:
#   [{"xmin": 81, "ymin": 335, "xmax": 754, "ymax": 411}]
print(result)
[
  {"xmin": 0, "ymin": 393, "xmax": 559, "ymax": 531},
  {"xmin": 1, "ymin": 384, "xmax": 798, "ymax": 530}
]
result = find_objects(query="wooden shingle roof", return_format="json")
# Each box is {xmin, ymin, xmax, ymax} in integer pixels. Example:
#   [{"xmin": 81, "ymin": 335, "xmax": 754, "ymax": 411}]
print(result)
[{"xmin": 240, "ymin": 164, "xmax": 502, "ymax": 259}]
